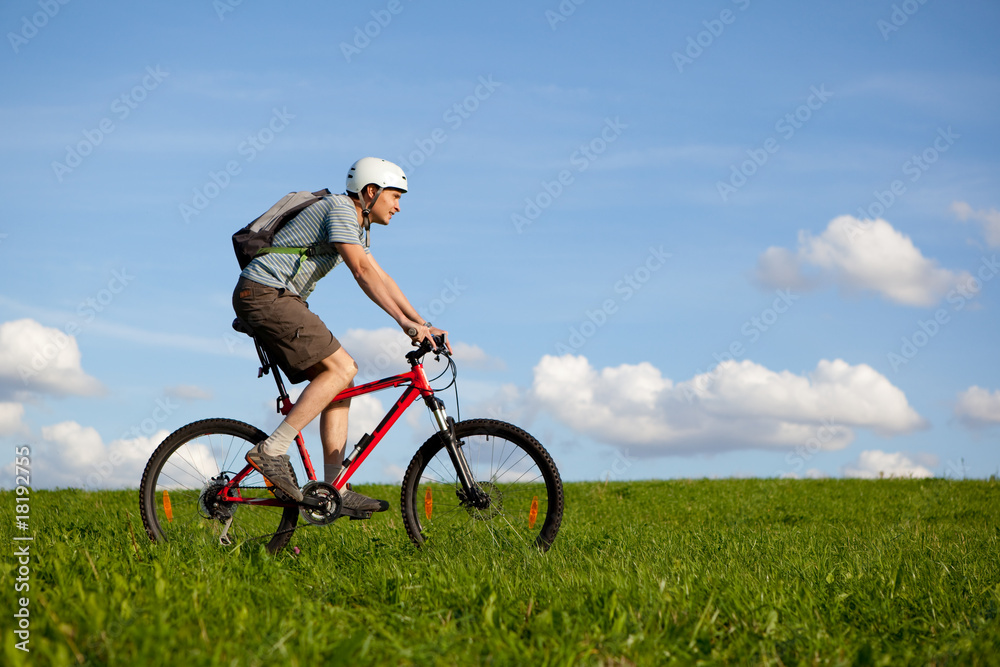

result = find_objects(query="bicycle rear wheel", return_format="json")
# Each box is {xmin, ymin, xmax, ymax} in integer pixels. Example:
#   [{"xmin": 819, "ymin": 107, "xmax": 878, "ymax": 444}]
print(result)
[
  {"xmin": 400, "ymin": 419, "xmax": 563, "ymax": 552},
  {"xmin": 139, "ymin": 418, "xmax": 298, "ymax": 554}
]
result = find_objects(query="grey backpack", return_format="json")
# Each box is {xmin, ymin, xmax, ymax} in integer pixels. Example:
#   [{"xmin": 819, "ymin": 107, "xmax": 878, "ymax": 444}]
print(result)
[{"xmin": 232, "ymin": 188, "xmax": 332, "ymax": 269}]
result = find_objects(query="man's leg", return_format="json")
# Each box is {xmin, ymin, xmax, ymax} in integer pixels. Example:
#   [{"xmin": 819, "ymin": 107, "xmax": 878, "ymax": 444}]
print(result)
[
  {"xmin": 319, "ymin": 385, "xmax": 351, "ymax": 483},
  {"xmin": 247, "ymin": 348, "xmax": 356, "ymax": 502},
  {"xmin": 294, "ymin": 353, "xmax": 388, "ymax": 513}
]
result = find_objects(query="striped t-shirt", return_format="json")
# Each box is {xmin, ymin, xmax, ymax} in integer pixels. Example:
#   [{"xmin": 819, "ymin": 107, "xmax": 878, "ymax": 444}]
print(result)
[{"xmin": 240, "ymin": 194, "xmax": 369, "ymax": 299}]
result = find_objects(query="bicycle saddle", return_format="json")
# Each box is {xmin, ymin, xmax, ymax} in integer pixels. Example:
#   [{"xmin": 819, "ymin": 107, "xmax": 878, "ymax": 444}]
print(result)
[{"xmin": 232, "ymin": 318, "xmax": 255, "ymax": 338}]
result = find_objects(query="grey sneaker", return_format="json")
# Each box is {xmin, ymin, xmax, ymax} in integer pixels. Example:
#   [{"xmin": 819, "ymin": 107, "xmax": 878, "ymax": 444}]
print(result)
[
  {"xmin": 245, "ymin": 444, "xmax": 303, "ymax": 502},
  {"xmin": 341, "ymin": 489, "xmax": 389, "ymax": 514}
]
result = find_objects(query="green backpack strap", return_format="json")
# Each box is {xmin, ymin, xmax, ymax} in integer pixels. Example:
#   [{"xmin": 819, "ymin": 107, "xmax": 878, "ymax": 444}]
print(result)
[
  {"xmin": 254, "ymin": 243, "xmax": 337, "ymax": 282},
  {"xmin": 255, "ymin": 246, "xmax": 309, "ymax": 258}
]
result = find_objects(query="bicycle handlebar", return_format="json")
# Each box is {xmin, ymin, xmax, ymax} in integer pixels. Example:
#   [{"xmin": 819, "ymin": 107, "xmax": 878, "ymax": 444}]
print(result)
[{"xmin": 406, "ymin": 334, "xmax": 449, "ymax": 363}]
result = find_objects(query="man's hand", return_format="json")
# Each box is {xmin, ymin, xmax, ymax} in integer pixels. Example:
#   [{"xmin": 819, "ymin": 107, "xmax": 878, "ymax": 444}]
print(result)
[
  {"xmin": 429, "ymin": 326, "xmax": 451, "ymax": 354},
  {"xmin": 406, "ymin": 323, "xmax": 451, "ymax": 353}
]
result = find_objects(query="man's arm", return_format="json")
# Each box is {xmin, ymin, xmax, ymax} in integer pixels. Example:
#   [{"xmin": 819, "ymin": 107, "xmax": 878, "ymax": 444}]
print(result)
[
  {"xmin": 365, "ymin": 254, "xmax": 450, "ymax": 350},
  {"xmin": 336, "ymin": 243, "xmax": 443, "ymax": 346},
  {"xmin": 364, "ymin": 252, "xmax": 423, "ymax": 323}
]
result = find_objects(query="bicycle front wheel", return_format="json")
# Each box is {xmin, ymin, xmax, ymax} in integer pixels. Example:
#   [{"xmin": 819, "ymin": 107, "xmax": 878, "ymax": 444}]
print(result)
[
  {"xmin": 400, "ymin": 419, "xmax": 563, "ymax": 552},
  {"xmin": 139, "ymin": 418, "xmax": 298, "ymax": 554}
]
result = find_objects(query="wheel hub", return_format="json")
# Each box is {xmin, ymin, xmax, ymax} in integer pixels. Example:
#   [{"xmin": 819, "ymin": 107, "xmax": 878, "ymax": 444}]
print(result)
[{"xmin": 459, "ymin": 481, "xmax": 502, "ymax": 520}]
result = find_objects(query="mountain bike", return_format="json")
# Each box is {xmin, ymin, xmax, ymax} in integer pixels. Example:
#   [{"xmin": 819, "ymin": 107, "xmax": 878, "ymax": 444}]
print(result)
[{"xmin": 138, "ymin": 323, "xmax": 563, "ymax": 554}]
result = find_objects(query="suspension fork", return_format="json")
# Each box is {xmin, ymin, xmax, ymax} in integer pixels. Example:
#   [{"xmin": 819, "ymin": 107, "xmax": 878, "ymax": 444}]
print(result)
[{"xmin": 425, "ymin": 397, "xmax": 487, "ymax": 506}]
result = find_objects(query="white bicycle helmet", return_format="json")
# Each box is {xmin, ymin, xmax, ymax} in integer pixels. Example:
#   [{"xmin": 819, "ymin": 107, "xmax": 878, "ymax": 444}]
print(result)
[{"xmin": 346, "ymin": 157, "xmax": 407, "ymax": 194}]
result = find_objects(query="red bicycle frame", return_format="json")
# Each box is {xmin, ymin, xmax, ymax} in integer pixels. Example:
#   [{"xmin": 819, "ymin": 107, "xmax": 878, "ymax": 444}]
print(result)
[{"xmin": 219, "ymin": 341, "xmax": 444, "ymax": 506}]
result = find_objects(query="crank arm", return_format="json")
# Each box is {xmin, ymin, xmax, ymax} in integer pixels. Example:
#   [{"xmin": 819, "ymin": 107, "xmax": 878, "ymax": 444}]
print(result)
[{"xmin": 298, "ymin": 496, "xmax": 327, "ymax": 509}]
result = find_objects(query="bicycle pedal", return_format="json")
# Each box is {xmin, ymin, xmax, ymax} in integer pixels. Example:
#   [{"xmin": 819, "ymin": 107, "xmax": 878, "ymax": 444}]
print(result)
[
  {"xmin": 340, "ymin": 506, "xmax": 373, "ymax": 520},
  {"xmin": 266, "ymin": 481, "xmax": 298, "ymax": 503}
]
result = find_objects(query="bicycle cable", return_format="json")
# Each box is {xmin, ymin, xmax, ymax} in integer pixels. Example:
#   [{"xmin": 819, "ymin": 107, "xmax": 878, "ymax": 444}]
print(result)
[
  {"xmin": 425, "ymin": 351, "xmax": 461, "ymax": 423},
  {"xmin": 449, "ymin": 354, "xmax": 461, "ymax": 422},
  {"xmin": 442, "ymin": 354, "xmax": 461, "ymax": 422}
]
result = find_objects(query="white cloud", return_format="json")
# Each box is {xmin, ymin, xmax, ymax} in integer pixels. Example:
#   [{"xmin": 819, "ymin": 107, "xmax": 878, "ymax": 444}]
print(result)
[
  {"xmin": 755, "ymin": 215, "xmax": 971, "ymax": 306},
  {"xmin": 381, "ymin": 462, "xmax": 406, "ymax": 483},
  {"xmin": 464, "ymin": 382, "xmax": 532, "ymax": 424},
  {"xmin": 0, "ymin": 296, "xmax": 253, "ymax": 359},
  {"xmin": 952, "ymin": 201, "xmax": 1000, "ymax": 248},
  {"xmin": 451, "ymin": 341, "xmax": 506, "ymax": 371},
  {"xmin": 345, "ymin": 393, "xmax": 385, "ymax": 447},
  {"xmin": 0, "ymin": 402, "xmax": 26, "ymax": 436},
  {"xmin": 954, "ymin": 386, "xmax": 1000, "ymax": 428},
  {"xmin": 842, "ymin": 450, "xmax": 934, "ymax": 479},
  {"xmin": 532, "ymin": 354, "xmax": 925, "ymax": 455},
  {"xmin": 41, "ymin": 421, "xmax": 106, "ymax": 467},
  {"xmin": 781, "ymin": 468, "xmax": 828, "ymax": 480},
  {"xmin": 36, "ymin": 420, "xmax": 168, "ymax": 488},
  {"xmin": 754, "ymin": 246, "xmax": 816, "ymax": 291},
  {"xmin": 165, "ymin": 384, "xmax": 213, "ymax": 401},
  {"xmin": 342, "ymin": 327, "xmax": 416, "ymax": 379},
  {"xmin": 0, "ymin": 319, "xmax": 104, "ymax": 399}
]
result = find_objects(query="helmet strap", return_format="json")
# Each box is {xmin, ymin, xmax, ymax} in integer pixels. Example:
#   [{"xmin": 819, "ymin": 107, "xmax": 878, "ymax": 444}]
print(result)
[{"xmin": 358, "ymin": 185, "xmax": 384, "ymax": 247}]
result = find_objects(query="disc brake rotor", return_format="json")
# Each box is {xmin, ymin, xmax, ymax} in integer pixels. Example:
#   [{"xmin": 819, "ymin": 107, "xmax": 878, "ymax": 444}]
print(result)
[{"xmin": 461, "ymin": 481, "xmax": 503, "ymax": 520}]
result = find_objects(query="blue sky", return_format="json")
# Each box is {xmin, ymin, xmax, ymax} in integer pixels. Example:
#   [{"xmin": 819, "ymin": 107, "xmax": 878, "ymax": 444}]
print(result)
[{"xmin": 2, "ymin": 0, "xmax": 999, "ymax": 489}]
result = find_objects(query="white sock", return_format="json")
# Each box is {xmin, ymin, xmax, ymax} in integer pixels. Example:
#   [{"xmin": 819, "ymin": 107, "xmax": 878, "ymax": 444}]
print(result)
[
  {"xmin": 324, "ymin": 463, "xmax": 344, "ymax": 484},
  {"xmin": 259, "ymin": 421, "xmax": 299, "ymax": 457}
]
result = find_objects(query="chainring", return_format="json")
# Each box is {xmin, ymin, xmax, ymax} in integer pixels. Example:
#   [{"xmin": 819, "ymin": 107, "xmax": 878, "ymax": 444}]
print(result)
[{"xmin": 299, "ymin": 481, "xmax": 343, "ymax": 526}]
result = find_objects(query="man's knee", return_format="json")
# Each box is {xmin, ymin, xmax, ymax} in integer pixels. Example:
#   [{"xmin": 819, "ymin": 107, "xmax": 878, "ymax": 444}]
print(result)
[{"xmin": 307, "ymin": 348, "xmax": 357, "ymax": 384}]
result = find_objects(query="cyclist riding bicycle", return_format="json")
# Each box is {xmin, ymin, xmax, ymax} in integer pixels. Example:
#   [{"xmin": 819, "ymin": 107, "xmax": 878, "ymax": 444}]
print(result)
[{"xmin": 232, "ymin": 157, "xmax": 449, "ymax": 513}]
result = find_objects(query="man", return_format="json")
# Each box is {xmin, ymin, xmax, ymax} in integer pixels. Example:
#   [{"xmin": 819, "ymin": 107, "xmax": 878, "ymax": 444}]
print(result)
[{"xmin": 232, "ymin": 157, "xmax": 449, "ymax": 513}]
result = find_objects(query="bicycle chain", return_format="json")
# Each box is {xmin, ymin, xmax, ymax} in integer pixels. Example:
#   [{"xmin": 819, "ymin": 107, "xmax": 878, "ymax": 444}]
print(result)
[
  {"xmin": 238, "ymin": 513, "xmax": 312, "ymax": 547},
  {"xmin": 203, "ymin": 483, "xmax": 307, "ymax": 547},
  {"xmin": 235, "ymin": 488, "xmax": 328, "ymax": 547}
]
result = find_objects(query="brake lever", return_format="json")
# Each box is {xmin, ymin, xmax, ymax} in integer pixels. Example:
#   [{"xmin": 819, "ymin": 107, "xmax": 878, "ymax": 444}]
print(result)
[
  {"xmin": 410, "ymin": 334, "xmax": 448, "ymax": 359},
  {"xmin": 432, "ymin": 334, "xmax": 450, "ymax": 358}
]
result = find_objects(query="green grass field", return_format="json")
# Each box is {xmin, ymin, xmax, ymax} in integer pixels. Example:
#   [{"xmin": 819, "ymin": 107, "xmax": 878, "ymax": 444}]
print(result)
[{"xmin": 2, "ymin": 479, "xmax": 998, "ymax": 666}]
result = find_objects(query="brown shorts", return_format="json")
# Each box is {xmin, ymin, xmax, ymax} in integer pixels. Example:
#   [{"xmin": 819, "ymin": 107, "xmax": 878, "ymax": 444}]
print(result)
[{"xmin": 232, "ymin": 277, "xmax": 342, "ymax": 384}]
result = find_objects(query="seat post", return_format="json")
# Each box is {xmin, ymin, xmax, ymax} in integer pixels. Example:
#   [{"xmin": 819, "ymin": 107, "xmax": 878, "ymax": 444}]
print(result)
[
  {"xmin": 232, "ymin": 317, "xmax": 292, "ymax": 413},
  {"xmin": 251, "ymin": 336, "xmax": 291, "ymax": 413}
]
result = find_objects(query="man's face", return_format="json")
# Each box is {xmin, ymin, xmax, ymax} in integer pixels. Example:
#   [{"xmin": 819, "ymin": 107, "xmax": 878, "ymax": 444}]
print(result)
[{"xmin": 369, "ymin": 188, "xmax": 403, "ymax": 226}]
